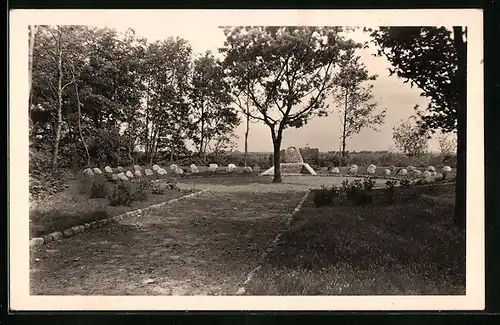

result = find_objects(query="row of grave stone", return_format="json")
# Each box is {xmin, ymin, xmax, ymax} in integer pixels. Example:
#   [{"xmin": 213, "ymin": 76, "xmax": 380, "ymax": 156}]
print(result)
[
  {"xmin": 329, "ymin": 164, "xmax": 453, "ymax": 180},
  {"xmin": 82, "ymin": 163, "xmax": 254, "ymax": 180}
]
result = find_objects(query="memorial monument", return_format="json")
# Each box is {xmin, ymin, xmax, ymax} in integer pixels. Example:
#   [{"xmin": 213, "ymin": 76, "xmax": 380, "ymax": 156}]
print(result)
[{"xmin": 260, "ymin": 146, "xmax": 317, "ymax": 176}]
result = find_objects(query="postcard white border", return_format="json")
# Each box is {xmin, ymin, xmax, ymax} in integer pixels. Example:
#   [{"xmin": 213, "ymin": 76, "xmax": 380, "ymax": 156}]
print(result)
[{"xmin": 9, "ymin": 9, "xmax": 484, "ymax": 311}]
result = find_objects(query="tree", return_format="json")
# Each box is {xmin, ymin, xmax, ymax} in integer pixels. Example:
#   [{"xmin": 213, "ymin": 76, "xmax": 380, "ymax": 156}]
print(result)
[
  {"xmin": 31, "ymin": 26, "xmax": 147, "ymax": 168},
  {"xmin": 392, "ymin": 117, "xmax": 430, "ymax": 156},
  {"xmin": 31, "ymin": 26, "xmax": 77, "ymax": 167},
  {"xmin": 370, "ymin": 26, "xmax": 467, "ymax": 228},
  {"xmin": 28, "ymin": 25, "xmax": 38, "ymax": 119},
  {"xmin": 140, "ymin": 37, "xmax": 193, "ymax": 164},
  {"xmin": 322, "ymin": 48, "xmax": 386, "ymax": 163},
  {"xmin": 189, "ymin": 51, "xmax": 240, "ymax": 161},
  {"xmin": 221, "ymin": 26, "xmax": 359, "ymax": 183},
  {"xmin": 438, "ymin": 132, "xmax": 457, "ymax": 156},
  {"xmin": 230, "ymin": 88, "xmax": 260, "ymax": 167}
]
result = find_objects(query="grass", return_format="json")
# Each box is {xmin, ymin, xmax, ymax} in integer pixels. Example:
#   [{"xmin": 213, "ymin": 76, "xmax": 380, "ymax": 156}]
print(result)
[
  {"xmin": 29, "ymin": 179, "xmax": 194, "ymax": 238},
  {"xmin": 30, "ymin": 190, "xmax": 307, "ymax": 295},
  {"xmin": 245, "ymin": 193, "xmax": 465, "ymax": 295}
]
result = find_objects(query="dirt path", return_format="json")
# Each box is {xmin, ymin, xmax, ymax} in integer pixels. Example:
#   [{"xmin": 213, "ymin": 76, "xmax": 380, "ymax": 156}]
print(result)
[{"xmin": 30, "ymin": 189, "xmax": 306, "ymax": 295}]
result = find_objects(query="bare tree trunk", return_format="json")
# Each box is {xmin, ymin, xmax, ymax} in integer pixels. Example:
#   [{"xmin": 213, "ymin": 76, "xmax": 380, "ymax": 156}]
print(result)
[
  {"xmin": 271, "ymin": 127, "xmax": 283, "ymax": 183},
  {"xmin": 52, "ymin": 27, "xmax": 63, "ymax": 168},
  {"xmin": 28, "ymin": 25, "xmax": 37, "ymax": 119},
  {"xmin": 453, "ymin": 26, "xmax": 467, "ymax": 230},
  {"xmin": 150, "ymin": 126, "xmax": 160, "ymax": 165},
  {"xmin": 341, "ymin": 89, "xmax": 348, "ymax": 165},
  {"xmin": 244, "ymin": 98, "xmax": 250, "ymax": 167},
  {"xmin": 71, "ymin": 66, "xmax": 90, "ymax": 165},
  {"xmin": 199, "ymin": 100, "xmax": 205, "ymax": 160}
]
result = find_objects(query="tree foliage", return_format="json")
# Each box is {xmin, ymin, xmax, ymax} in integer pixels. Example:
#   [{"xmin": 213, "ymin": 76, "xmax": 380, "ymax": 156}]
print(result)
[
  {"xmin": 369, "ymin": 27, "xmax": 461, "ymax": 133},
  {"xmin": 189, "ymin": 51, "xmax": 241, "ymax": 159},
  {"xmin": 323, "ymin": 48, "xmax": 386, "ymax": 160},
  {"xmin": 30, "ymin": 25, "xmax": 243, "ymax": 171},
  {"xmin": 392, "ymin": 117, "xmax": 430, "ymax": 157}
]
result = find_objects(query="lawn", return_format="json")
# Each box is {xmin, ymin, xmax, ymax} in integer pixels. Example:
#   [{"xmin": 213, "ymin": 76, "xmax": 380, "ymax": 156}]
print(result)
[
  {"xmin": 245, "ymin": 194, "xmax": 465, "ymax": 295},
  {"xmin": 29, "ymin": 179, "xmax": 195, "ymax": 238}
]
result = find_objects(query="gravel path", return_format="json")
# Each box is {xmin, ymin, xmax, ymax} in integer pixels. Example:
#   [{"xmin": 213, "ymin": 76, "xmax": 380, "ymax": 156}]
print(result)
[{"xmin": 30, "ymin": 188, "xmax": 306, "ymax": 295}]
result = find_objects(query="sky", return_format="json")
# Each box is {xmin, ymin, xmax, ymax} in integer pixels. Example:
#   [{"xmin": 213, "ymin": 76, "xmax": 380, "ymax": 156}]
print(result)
[{"xmin": 101, "ymin": 22, "xmax": 445, "ymax": 153}]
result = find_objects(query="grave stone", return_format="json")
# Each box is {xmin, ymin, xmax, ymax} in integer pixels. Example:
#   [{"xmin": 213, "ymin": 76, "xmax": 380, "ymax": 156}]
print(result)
[
  {"xmin": 208, "ymin": 164, "xmax": 218, "ymax": 173},
  {"xmin": 398, "ymin": 168, "xmax": 408, "ymax": 176},
  {"xmin": 145, "ymin": 169, "xmax": 154, "ymax": 176},
  {"xmin": 126, "ymin": 171, "xmax": 134, "ymax": 178},
  {"xmin": 227, "ymin": 164, "xmax": 237, "ymax": 173},
  {"xmin": 190, "ymin": 164, "xmax": 199, "ymax": 174}
]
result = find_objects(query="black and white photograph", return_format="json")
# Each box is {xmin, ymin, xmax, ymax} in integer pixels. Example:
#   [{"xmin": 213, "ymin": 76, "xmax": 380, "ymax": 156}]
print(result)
[{"xmin": 9, "ymin": 9, "xmax": 484, "ymax": 310}]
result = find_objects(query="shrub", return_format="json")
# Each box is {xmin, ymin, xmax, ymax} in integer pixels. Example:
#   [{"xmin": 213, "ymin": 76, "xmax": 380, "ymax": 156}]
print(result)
[
  {"xmin": 362, "ymin": 177, "xmax": 376, "ymax": 191},
  {"xmin": 312, "ymin": 185, "xmax": 341, "ymax": 207},
  {"xmin": 107, "ymin": 181, "xmax": 134, "ymax": 206},
  {"xmin": 132, "ymin": 182, "xmax": 148, "ymax": 201},
  {"xmin": 399, "ymin": 179, "xmax": 412, "ymax": 188},
  {"xmin": 89, "ymin": 177, "xmax": 109, "ymax": 198},
  {"xmin": 138, "ymin": 178, "xmax": 152, "ymax": 191},
  {"xmin": 29, "ymin": 148, "xmax": 67, "ymax": 199},
  {"xmin": 152, "ymin": 183, "xmax": 166, "ymax": 195},
  {"xmin": 385, "ymin": 180, "xmax": 397, "ymax": 204},
  {"xmin": 344, "ymin": 179, "xmax": 372, "ymax": 206},
  {"xmin": 166, "ymin": 177, "xmax": 178, "ymax": 190}
]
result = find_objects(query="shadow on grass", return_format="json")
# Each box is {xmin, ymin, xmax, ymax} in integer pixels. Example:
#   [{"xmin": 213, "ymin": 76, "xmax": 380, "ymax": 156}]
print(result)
[{"xmin": 246, "ymin": 197, "xmax": 465, "ymax": 296}]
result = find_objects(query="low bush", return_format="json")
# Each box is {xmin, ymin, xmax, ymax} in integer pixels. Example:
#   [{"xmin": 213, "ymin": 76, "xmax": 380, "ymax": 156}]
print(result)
[
  {"xmin": 362, "ymin": 177, "xmax": 376, "ymax": 191},
  {"xmin": 107, "ymin": 181, "xmax": 134, "ymax": 206},
  {"xmin": 342, "ymin": 179, "xmax": 373, "ymax": 206},
  {"xmin": 152, "ymin": 183, "xmax": 166, "ymax": 195},
  {"xmin": 166, "ymin": 177, "xmax": 178, "ymax": 190},
  {"xmin": 138, "ymin": 178, "xmax": 153, "ymax": 191},
  {"xmin": 89, "ymin": 177, "xmax": 110, "ymax": 198},
  {"xmin": 132, "ymin": 184, "xmax": 148, "ymax": 202},
  {"xmin": 312, "ymin": 185, "xmax": 341, "ymax": 207},
  {"xmin": 384, "ymin": 180, "xmax": 397, "ymax": 204},
  {"xmin": 29, "ymin": 148, "xmax": 67, "ymax": 199},
  {"xmin": 399, "ymin": 179, "xmax": 412, "ymax": 188}
]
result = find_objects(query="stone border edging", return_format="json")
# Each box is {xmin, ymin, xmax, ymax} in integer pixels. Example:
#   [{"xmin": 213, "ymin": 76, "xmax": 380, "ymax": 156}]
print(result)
[
  {"xmin": 29, "ymin": 189, "xmax": 210, "ymax": 248},
  {"xmin": 235, "ymin": 190, "xmax": 311, "ymax": 295}
]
